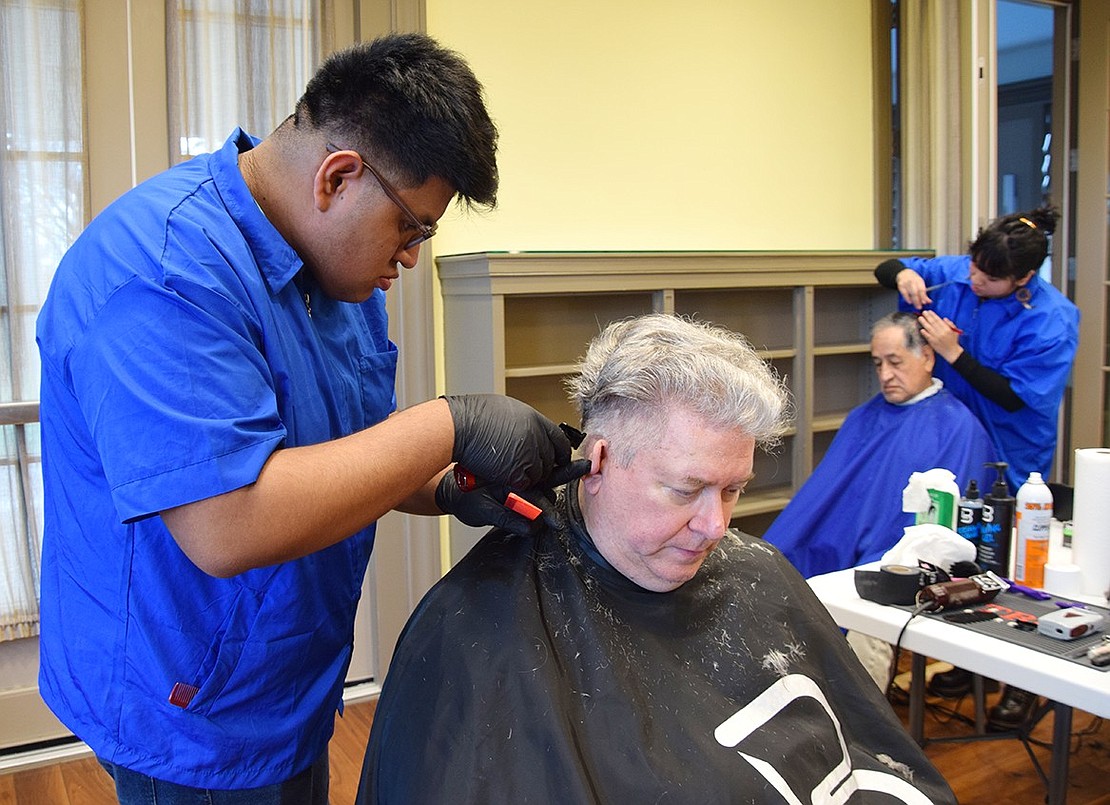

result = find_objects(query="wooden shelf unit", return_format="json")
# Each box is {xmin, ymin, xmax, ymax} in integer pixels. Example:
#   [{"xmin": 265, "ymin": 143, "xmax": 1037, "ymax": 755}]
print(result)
[{"xmin": 437, "ymin": 250, "xmax": 923, "ymax": 561}]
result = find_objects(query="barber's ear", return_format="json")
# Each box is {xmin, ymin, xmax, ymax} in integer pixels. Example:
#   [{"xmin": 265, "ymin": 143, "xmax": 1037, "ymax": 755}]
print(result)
[{"xmin": 314, "ymin": 150, "xmax": 361, "ymax": 211}]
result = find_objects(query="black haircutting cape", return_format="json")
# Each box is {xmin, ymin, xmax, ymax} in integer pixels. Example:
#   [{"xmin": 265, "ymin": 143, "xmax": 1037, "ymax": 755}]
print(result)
[{"xmin": 358, "ymin": 483, "xmax": 955, "ymax": 804}]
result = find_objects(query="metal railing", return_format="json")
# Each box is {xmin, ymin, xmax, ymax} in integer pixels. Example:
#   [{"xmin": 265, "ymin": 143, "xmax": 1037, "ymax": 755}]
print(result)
[{"xmin": 0, "ymin": 402, "xmax": 40, "ymax": 427}]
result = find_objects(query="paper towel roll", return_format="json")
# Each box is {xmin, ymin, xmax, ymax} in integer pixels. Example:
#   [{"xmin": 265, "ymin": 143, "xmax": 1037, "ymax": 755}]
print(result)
[
  {"xmin": 1072, "ymin": 448, "xmax": 1110, "ymax": 600},
  {"xmin": 1042, "ymin": 562, "xmax": 1083, "ymax": 597}
]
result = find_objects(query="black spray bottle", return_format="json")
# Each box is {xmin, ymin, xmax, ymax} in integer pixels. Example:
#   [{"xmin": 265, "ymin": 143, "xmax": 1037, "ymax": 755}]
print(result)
[
  {"xmin": 978, "ymin": 462, "xmax": 1015, "ymax": 576},
  {"xmin": 956, "ymin": 479, "xmax": 983, "ymax": 549}
]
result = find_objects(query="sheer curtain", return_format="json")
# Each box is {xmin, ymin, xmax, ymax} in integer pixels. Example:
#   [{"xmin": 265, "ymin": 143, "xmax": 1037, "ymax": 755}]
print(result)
[
  {"xmin": 0, "ymin": 0, "xmax": 85, "ymax": 641},
  {"xmin": 899, "ymin": 0, "xmax": 984, "ymax": 254},
  {"xmin": 0, "ymin": 0, "xmax": 329, "ymax": 642},
  {"xmin": 167, "ymin": 0, "xmax": 330, "ymax": 160}
]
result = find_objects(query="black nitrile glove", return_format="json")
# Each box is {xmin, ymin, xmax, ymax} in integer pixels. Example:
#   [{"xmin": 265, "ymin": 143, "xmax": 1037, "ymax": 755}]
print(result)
[
  {"xmin": 435, "ymin": 458, "xmax": 592, "ymax": 536},
  {"xmin": 442, "ymin": 394, "xmax": 572, "ymax": 489},
  {"xmin": 435, "ymin": 476, "xmax": 537, "ymax": 537},
  {"xmin": 542, "ymin": 458, "xmax": 593, "ymax": 491},
  {"xmin": 533, "ymin": 458, "xmax": 593, "ymax": 531}
]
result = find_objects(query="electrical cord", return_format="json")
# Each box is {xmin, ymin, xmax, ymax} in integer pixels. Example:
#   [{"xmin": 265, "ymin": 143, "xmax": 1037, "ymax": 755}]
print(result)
[
  {"xmin": 923, "ymin": 695, "xmax": 980, "ymax": 728},
  {"xmin": 884, "ymin": 601, "xmax": 933, "ymax": 699},
  {"xmin": 1068, "ymin": 715, "xmax": 1105, "ymax": 754},
  {"xmin": 889, "ymin": 646, "xmax": 1105, "ymax": 757},
  {"xmin": 881, "ymin": 590, "xmax": 1107, "ymax": 762},
  {"xmin": 1019, "ymin": 714, "xmax": 1105, "ymax": 753}
]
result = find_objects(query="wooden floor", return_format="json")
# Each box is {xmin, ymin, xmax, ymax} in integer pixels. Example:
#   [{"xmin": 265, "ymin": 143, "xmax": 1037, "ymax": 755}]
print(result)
[
  {"xmin": 888, "ymin": 687, "xmax": 1110, "ymax": 805},
  {"xmin": 1, "ymin": 690, "xmax": 1107, "ymax": 804}
]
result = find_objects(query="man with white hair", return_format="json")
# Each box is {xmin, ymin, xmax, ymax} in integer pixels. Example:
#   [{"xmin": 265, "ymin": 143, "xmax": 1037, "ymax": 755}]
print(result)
[
  {"xmin": 358, "ymin": 314, "xmax": 956, "ymax": 804},
  {"xmin": 765, "ymin": 311, "xmax": 995, "ymax": 578}
]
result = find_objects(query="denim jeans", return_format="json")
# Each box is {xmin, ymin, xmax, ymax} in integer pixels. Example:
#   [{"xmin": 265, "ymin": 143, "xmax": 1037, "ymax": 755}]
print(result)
[{"xmin": 98, "ymin": 749, "xmax": 328, "ymax": 805}]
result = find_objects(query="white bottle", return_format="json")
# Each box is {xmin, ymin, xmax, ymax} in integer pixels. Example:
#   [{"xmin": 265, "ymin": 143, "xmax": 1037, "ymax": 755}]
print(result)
[{"xmin": 1013, "ymin": 472, "xmax": 1053, "ymax": 587}]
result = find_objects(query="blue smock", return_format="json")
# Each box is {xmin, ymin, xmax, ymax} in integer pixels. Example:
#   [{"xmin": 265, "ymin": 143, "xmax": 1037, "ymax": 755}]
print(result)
[
  {"xmin": 897, "ymin": 254, "xmax": 1079, "ymax": 491},
  {"xmin": 35, "ymin": 129, "xmax": 398, "ymax": 789},
  {"xmin": 764, "ymin": 387, "xmax": 995, "ymax": 578}
]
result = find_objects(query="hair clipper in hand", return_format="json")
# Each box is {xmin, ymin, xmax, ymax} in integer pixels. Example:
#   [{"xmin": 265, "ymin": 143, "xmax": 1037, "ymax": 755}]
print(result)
[{"xmin": 453, "ymin": 422, "xmax": 586, "ymax": 521}]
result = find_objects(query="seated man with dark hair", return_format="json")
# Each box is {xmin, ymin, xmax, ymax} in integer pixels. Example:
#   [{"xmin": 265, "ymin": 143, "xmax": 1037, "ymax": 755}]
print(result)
[
  {"xmin": 358, "ymin": 313, "xmax": 957, "ymax": 804},
  {"xmin": 764, "ymin": 311, "xmax": 995, "ymax": 578}
]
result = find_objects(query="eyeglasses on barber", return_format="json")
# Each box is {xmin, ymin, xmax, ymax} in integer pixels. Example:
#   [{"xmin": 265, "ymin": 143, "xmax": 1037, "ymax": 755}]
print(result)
[{"xmin": 325, "ymin": 142, "xmax": 437, "ymax": 250}]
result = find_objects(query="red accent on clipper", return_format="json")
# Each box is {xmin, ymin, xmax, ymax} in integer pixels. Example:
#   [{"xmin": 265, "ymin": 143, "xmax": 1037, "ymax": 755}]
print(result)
[
  {"xmin": 453, "ymin": 464, "xmax": 479, "ymax": 492},
  {"xmin": 504, "ymin": 492, "xmax": 542, "ymax": 521}
]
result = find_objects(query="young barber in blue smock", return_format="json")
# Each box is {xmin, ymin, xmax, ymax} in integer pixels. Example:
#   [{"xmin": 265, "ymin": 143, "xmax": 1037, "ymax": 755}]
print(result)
[
  {"xmin": 35, "ymin": 34, "xmax": 583, "ymax": 805},
  {"xmin": 875, "ymin": 205, "xmax": 1079, "ymax": 494}
]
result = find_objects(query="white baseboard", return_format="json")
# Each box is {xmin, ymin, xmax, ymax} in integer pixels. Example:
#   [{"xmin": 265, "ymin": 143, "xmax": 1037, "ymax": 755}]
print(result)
[
  {"xmin": 0, "ymin": 737, "xmax": 90, "ymax": 774},
  {"xmin": 0, "ymin": 686, "xmax": 71, "ymax": 754},
  {"xmin": 0, "ymin": 680, "xmax": 381, "ymax": 774},
  {"xmin": 343, "ymin": 680, "xmax": 382, "ymax": 705}
]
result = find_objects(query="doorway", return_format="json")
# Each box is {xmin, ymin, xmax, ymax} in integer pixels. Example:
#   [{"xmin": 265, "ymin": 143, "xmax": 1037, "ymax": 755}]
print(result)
[
  {"xmin": 997, "ymin": 0, "xmax": 1056, "ymax": 220},
  {"xmin": 997, "ymin": 0, "xmax": 1077, "ymax": 481}
]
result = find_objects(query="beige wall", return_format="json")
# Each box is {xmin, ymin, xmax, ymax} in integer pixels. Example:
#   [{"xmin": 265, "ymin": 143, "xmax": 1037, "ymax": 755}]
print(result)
[{"xmin": 426, "ymin": 0, "xmax": 877, "ymax": 254}]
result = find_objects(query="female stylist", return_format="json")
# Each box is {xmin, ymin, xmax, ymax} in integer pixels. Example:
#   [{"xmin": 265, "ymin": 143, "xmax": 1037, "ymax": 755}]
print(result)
[
  {"xmin": 874, "ymin": 205, "xmax": 1079, "ymax": 494},
  {"xmin": 875, "ymin": 205, "xmax": 1080, "ymax": 730}
]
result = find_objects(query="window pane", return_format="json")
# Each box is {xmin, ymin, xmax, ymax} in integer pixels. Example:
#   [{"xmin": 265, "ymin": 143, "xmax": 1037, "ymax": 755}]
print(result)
[
  {"xmin": 167, "ymin": 0, "xmax": 324, "ymax": 159},
  {"xmin": 0, "ymin": 0, "xmax": 83, "ymax": 636},
  {"xmin": 1, "ymin": 0, "xmax": 86, "ymax": 405}
]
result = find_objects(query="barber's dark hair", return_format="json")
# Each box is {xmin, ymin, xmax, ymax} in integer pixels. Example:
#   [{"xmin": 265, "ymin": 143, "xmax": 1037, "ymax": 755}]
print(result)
[
  {"xmin": 293, "ymin": 33, "xmax": 498, "ymax": 208},
  {"xmin": 870, "ymin": 311, "xmax": 927, "ymax": 355},
  {"xmin": 968, "ymin": 204, "xmax": 1058, "ymax": 280}
]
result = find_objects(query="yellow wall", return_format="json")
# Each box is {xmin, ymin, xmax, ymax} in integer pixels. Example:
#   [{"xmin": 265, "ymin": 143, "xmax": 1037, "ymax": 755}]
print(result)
[{"xmin": 427, "ymin": 0, "xmax": 876, "ymax": 254}]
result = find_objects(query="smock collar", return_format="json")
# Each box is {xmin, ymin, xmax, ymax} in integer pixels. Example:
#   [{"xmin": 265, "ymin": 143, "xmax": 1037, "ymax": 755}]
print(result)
[
  {"xmin": 211, "ymin": 128, "xmax": 304, "ymax": 297},
  {"xmin": 896, "ymin": 377, "xmax": 944, "ymax": 407}
]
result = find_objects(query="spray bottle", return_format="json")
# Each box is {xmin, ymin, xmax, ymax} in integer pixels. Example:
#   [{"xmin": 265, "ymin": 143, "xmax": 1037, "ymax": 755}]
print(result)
[
  {"xmin": 956, "ymin": 478, "xmax": 983, "ymax": 548},
  {"xmin": 978, "ymin": 462, "xmax": 1015, "ymax": 576},
  {"xmin": 1013, "ymin": 471, "xmax": 1053, "ymax": 588}
]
